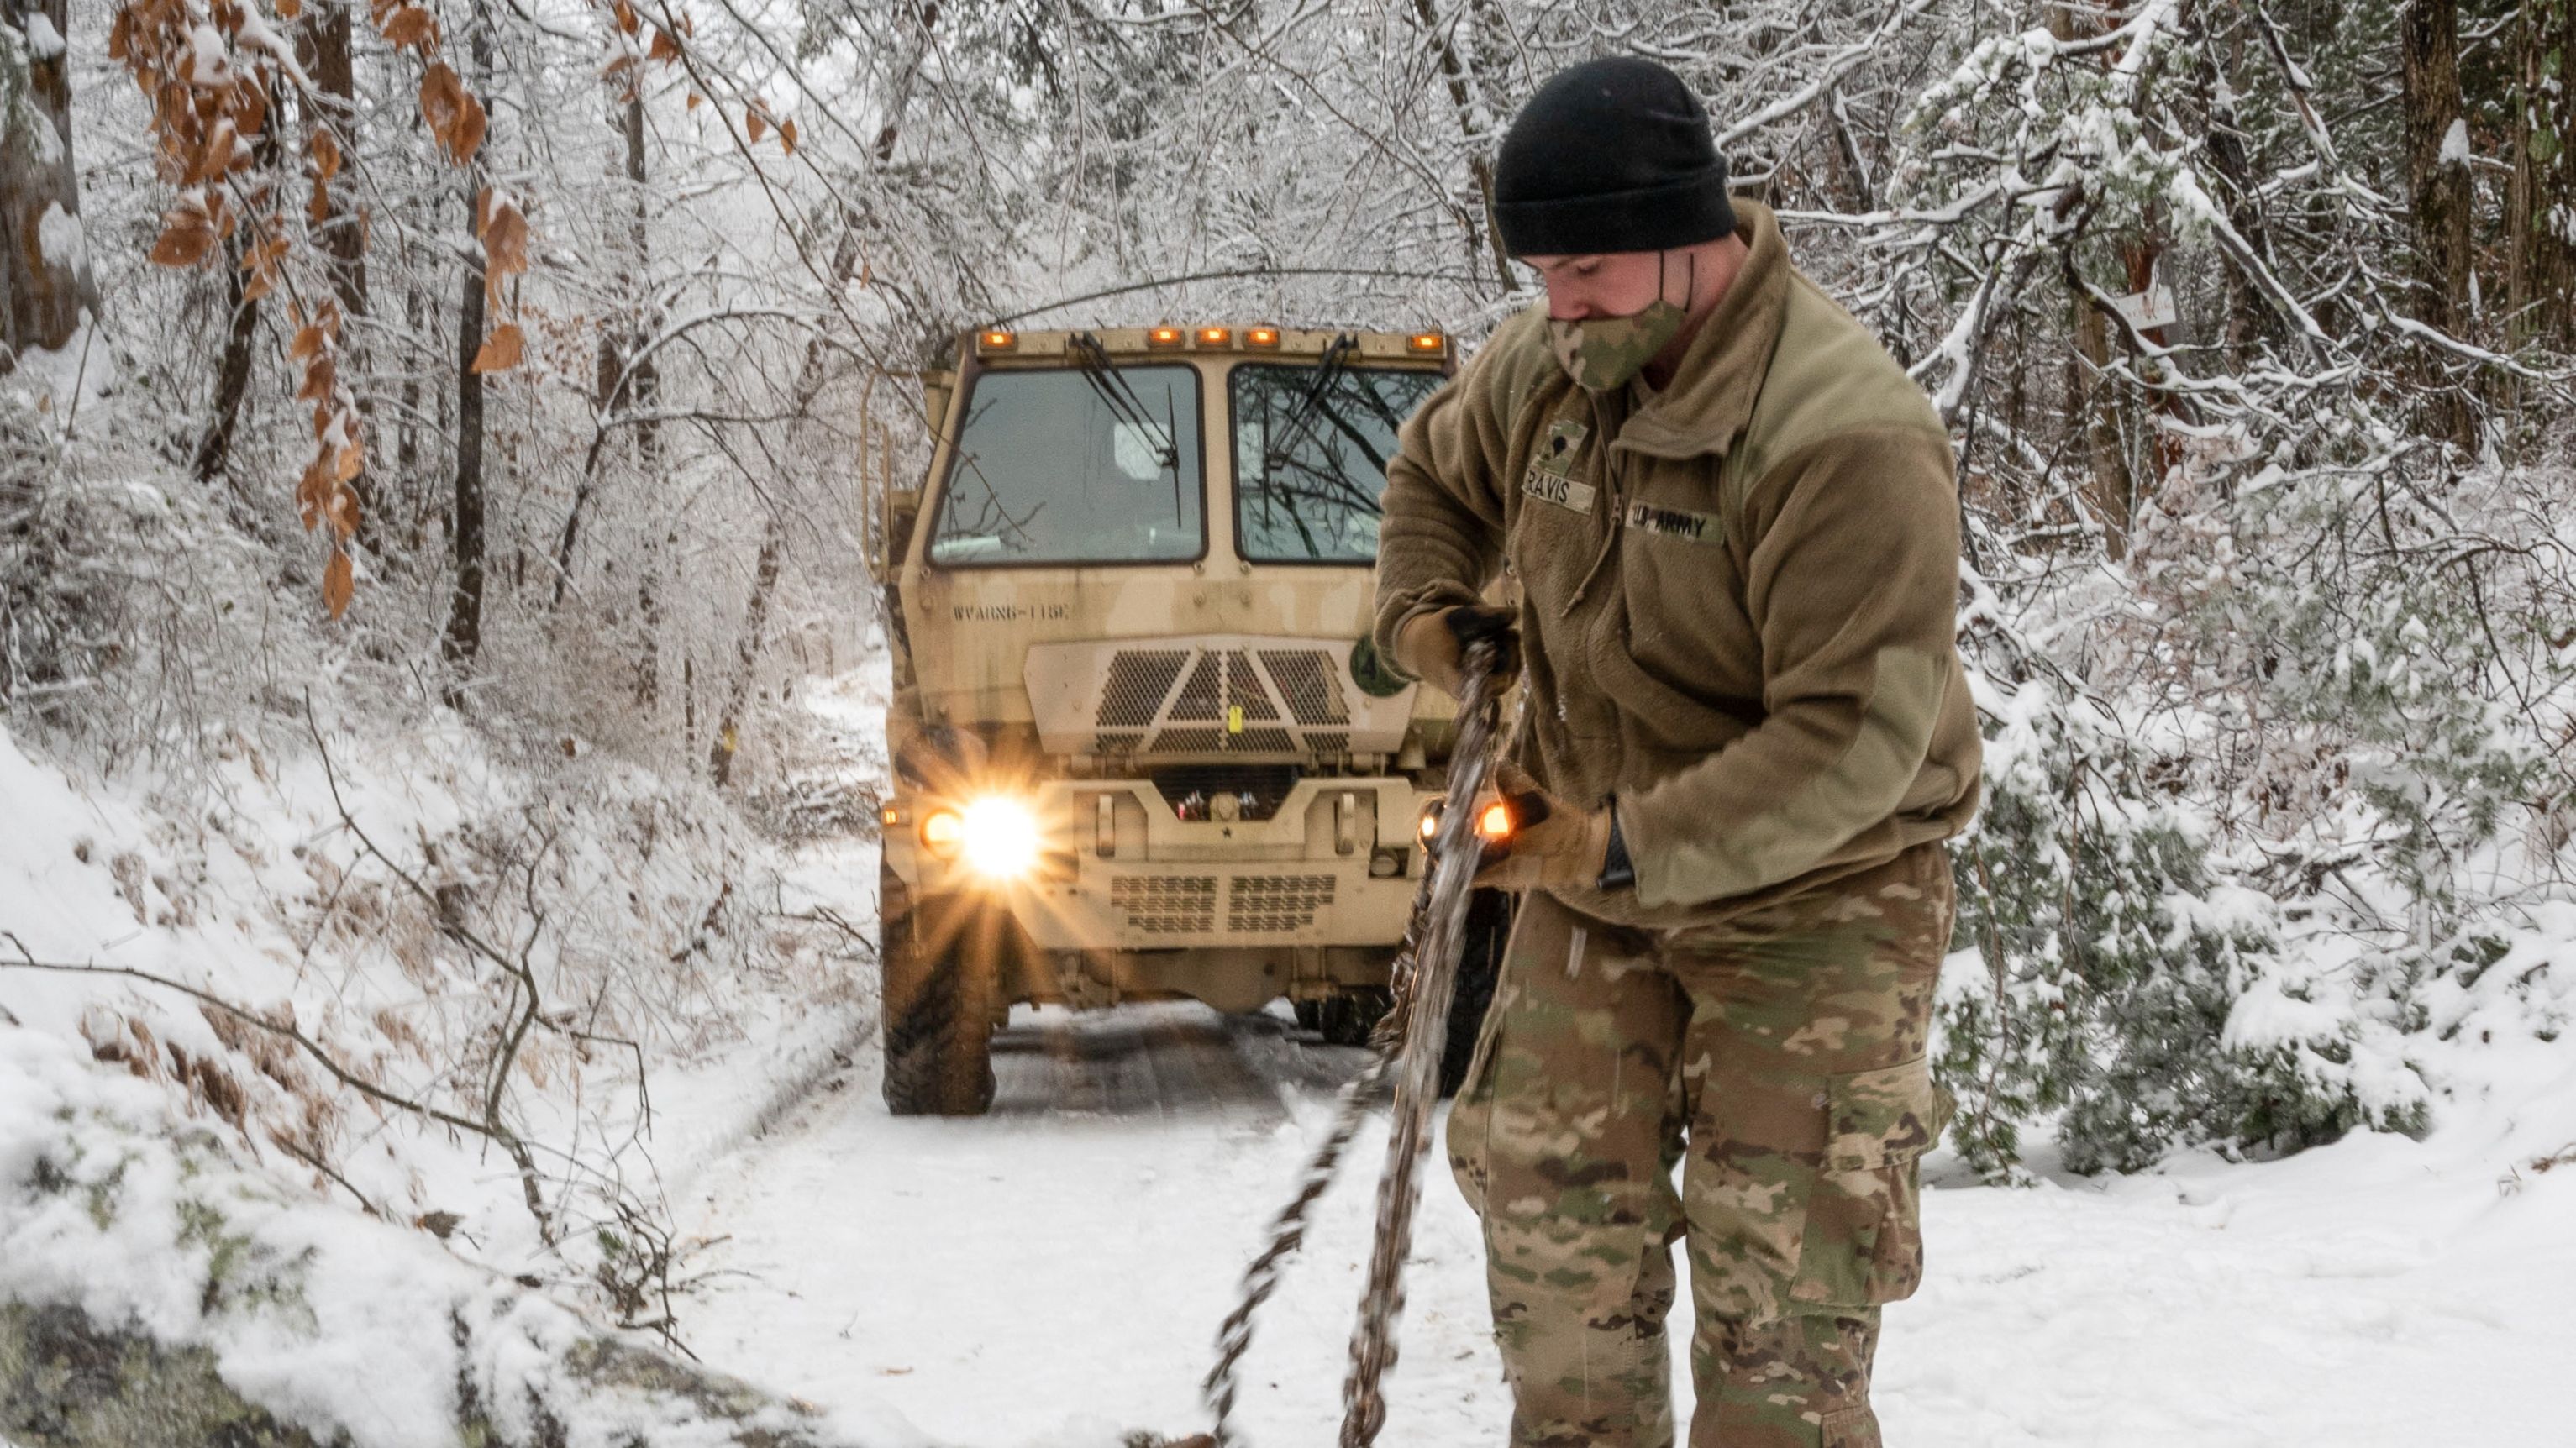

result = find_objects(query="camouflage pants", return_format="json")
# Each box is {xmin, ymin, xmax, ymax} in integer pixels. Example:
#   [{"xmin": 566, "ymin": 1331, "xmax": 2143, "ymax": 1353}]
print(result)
[{"xmin": 1447, "ymin": 844, "xmax": 1953, "ymax": 1448}]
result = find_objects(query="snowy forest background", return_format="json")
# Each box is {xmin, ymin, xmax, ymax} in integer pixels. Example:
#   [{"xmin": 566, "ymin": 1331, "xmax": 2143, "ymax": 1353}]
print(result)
[{"xmin": 2, "ymin": 0, "xmax": 2573, "ymax": 1433}]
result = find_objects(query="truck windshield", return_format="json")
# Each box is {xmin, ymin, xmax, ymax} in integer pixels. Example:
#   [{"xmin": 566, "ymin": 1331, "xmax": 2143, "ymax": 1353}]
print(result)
[
  {"xmin": 930, "ymin": 365, "xmax": 1204, "ymax": 566},
  {"xmin": 1231, "ymin": 362, "xmax": 1443, "ymax": 564}
]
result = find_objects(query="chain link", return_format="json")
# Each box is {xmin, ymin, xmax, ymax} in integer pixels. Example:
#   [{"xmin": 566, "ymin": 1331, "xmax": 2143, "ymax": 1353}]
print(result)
[{"xmin": 1198, "ymin": 646, "xmax": 1507, "ymax": 1446}]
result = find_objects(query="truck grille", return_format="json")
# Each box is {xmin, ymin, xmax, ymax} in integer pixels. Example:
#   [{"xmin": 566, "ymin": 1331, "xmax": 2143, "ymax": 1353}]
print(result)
[
  {"xmin": 1106, "ymin": 873, "xmax": 1340, "ymax": 936},
  {"xmin": 1228, "ymin": 874, "xmax": 1337, "ymax": 933},
  {"xmin": 1112, "ymin": 875, "xmax": 1218, "ymax": 935},
  {"xmin": 1100, "ymin": 650, "xmax": 1190, "ymax": 727},
  {"xmin": 1028, "ymin": 635, "xmax": 1415, "ymax": 758},
  {"xmin": 1080, "ymin": 644, "xmax": 1350, "ymax": 756}
]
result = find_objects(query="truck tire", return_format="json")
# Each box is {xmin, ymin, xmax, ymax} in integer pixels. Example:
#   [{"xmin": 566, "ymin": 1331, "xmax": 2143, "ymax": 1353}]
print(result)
[
  {"xmin": 879, "ymin": 863, "xmax": 999, "ymax": 1116},
  {"xmin": 1313, "ymin": 989, "xmax": 1391, "ymax": 1048},
  {"xmin": 1304, "ymin": 889, "xmax": 1514, "ymax": 1094},
  {"xmin": 1438, "ymin": 889, "xmax": 1516, "ymax": 1096}
]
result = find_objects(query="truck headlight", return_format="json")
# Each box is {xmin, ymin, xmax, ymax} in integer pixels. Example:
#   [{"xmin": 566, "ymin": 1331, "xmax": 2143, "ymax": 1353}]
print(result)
[{"xmin": 922, "ymin": 796, "xmax": 1042, "ymax": 879}]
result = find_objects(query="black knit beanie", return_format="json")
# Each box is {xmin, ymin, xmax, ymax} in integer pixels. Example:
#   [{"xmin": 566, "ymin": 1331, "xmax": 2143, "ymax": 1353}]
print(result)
[{"xmin": 1492, "ymin": 57, "xmax": 1737, "ymax": 258}]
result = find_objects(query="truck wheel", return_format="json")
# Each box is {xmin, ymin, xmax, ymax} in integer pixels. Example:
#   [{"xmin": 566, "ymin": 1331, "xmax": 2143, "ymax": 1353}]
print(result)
[
  {"xmin": 879, "ymin": 863, "xmax": 998, "ymax": 1116},
  {"xmin": 1314, "ymin": 989, "xmax": 1391, "ymax": 1048},
  {"xmin": 1438, "ymin": 889, "xmax": 1516, "ymax": 1097}
]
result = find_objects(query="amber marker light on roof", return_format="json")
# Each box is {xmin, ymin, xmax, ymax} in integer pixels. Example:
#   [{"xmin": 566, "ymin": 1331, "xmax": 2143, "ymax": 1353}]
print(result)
[
  {"xmin": 1407, "ymin": 331, "xmax": 1447, "ymax": 354},
  {"xmin": 1147, "ymin": 325, "xmax": 1185, "ymax": 349},
  {"xmin": 977, "ymin": 328, "xmax": 1016, "ymax": 352},
  {"xmin": 1246, "ymin": 326, "xmax": 1281, "ymax": 348},
  {"xmin": 1197, "ymin": 327, "xmax": 1233, "ymax": 347}
]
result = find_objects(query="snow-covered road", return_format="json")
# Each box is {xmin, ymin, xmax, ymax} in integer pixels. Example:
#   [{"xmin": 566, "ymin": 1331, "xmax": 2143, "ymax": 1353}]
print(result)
[{"xmin": 681, "ymin": 991, "xmax": 2576, "ymax": 1448}]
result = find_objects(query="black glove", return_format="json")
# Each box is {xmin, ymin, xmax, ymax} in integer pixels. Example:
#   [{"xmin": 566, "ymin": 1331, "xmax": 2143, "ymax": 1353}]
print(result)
[
  {"xmin": 1396, "ymin": 604, "xmax": 1522, "ymax": 697},
  {"xmin": 1442, "ymin": 605, "xmax": 1522, "ymax": 682}
]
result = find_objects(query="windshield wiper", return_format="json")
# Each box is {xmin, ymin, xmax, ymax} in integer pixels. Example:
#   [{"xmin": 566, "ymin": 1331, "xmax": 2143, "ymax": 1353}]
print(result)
[
  {"xmin": 1263, "ymin": 333, "xmax": 1355, "ymax": 474},
  {"xmin": 1066, "ymin": 333, "xmax": 1180, "ymax": 475}
]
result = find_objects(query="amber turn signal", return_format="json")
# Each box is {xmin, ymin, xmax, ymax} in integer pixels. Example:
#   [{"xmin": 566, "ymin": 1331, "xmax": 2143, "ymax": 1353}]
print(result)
[
  {"xmin": 978, "ymin": 328, "xmax": 1016, "ymax": 352},
  {"xmin": 1196, "ymin": 327, "xmax": 1233, "ymax": 347},
  {"xmin": 1478, "ymin": 801, "xmax": 1513, "ymax": 840},
  {"xmin": 1246, "ymin": 326, "xmax": 1281, "ymax": 348},
  {"xmin": 1147, "ymin": 325, "xmax": 1185, "ymax": 349},
  {"xmin": 921, "ymin": 808, "xmax": 965, "ymax": 857},
  {"xmin": 1406, "ymin": 331, "xmax": 1446, "ymax": 354}
]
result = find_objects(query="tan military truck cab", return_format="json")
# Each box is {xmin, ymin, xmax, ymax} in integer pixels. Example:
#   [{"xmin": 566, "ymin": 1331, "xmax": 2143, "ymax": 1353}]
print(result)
[{"xmin": 875, "ymin": 323, "xmax": 1508, "ymax": 1115}]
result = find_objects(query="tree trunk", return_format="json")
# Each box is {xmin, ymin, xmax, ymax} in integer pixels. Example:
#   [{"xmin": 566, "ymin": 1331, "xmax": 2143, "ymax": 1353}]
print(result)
[
  {"xmin": 297, "ymin": 2, "xmax": 367, "ymax": 323},
  {"xmin": 192, "ymin": 87, "xmax": 283, "ymax": 489},
  {"xmin": 190, "ymin": 245, "xmax": 260, "ymax": 486},
  {"xmin": 439, "ymin": 16, "xmax": 492, "ymax": 706},
  {"xmin": 703, "ymin": 227, "xmax": 865, "ymax": 783},
  {"xmin": 0, "ymin": 0, "xmax": 100, "ymax": 370},
  {"xmin": 707, "ymin": 517, "xmax": 782, "ymax": 787},
  {"xmin": 2509, "ymin": 0, "xmax": 2576, "ymax": 349},
  {"xmin": 551, "ymin": 94, "xmax": 658, "ymax": 611},
  {"xmin": 2401, "ymin": 0, "xmax": 2476, "ymax": 446},
  {"xmin": 1410, "ymin": 0, "xmax": 1514, "ymax": 295},
  {"xmin": 298, "ymin": 1, "xmax": 373, "ymax": 548},
  {"xmin": 2069, "ymin": 294, "xmax": 2133, "ymax": 557}
]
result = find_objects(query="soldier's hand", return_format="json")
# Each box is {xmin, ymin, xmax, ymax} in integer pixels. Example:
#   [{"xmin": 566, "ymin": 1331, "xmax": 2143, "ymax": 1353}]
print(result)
[
  {"xmin": 1473, "ymin": 763, "xmax": 1612, "ymax": 891},
  {"xmin": 1396, "ymin": 605, "xmax": 1522, "ymax": 699}
]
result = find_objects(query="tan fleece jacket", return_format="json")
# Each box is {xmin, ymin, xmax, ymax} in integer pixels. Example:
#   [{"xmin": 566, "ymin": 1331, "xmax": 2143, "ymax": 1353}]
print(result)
[{"xmin": 1373, "ymin": 200, "xmax": 1983, "ymax": 927}]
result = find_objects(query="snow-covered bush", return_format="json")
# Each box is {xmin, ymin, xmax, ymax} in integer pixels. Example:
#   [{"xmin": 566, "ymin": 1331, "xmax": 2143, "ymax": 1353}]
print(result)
[{"xmin": 1939, "ymin": 674, "xmax": 2382, "ymax": 1178}]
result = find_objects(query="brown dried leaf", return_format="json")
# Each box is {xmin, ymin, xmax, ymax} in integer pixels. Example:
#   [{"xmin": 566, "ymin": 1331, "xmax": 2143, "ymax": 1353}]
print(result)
[
  {"xmin": 601, "ymin": 53, "xmax": 637, "ymax": 81},
  {"xmin": 290, "ymin": 322, "xmax": 327, "ymax": 361},
  {"xmin": 780, "ymin": 118, "xmax": 798, "ymax": 155},
  {"xmin": 233, "ymin": 81, "xmax": 270, "ymax": 148},
  {"xmin": 649, "ymin": 28, "xmax": 681, "ymax": 63},
  {"xmin": 481, "ymin": 202, "xmax": 529, "ymax": 280},
  {"xmin": 686, "ymin": 91, "xmax": 702, "ymax": 111},
  {"xmin": 471, "ymin": 323, "xmax": 525, "ymax": 374},
  {"xmin": 613, "ymin": 0, "xmax": 640, "ymax": 34},
  {"xmin": 451, "ymin": 91, "xmax": 488, "ymax": 165},
  {"xmin": 297, "ymin": 455, "xmax": 333, "ymax": 529},
  {"xmin": 746, "ymin": 108, "xmax": 768, "ymax": 144},
  {"xmin": 323, "ymin": 548, "xmax": 355, "ymax": 620},
  {"xmin": 277, "ymin": 0, "xmax": 303, "ymax": 17},
  {"xmin": 419, "ymin": 63, "xmax": 486, "ymax": 165},
  {"xmin": 381, "ymin": 5, "xmax": 439, "ymax": 50},
  {"xmin": 150, "ymin": 213, "xmax": 216, "ymax": 268},
  {"xmin": 183, "ymin": 119, "xmax": 237, "ymax": 186},
  {"xmin": 312, "ymin": 127, "xmax": 342, "ymax": 180},
  {"xmin": 297, "ymin": 355, "xmax": 338, "ymax": 402}
]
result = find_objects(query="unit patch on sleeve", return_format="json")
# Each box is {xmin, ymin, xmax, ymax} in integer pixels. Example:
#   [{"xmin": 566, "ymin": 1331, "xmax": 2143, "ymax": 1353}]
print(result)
[
  {"xmin": 1520, "ymin": 417, "xmax": 1596, "ymax": 514},
  {"xmin": 1622, "ymin": 498, "xmax": 1724, "ymax": 546}
]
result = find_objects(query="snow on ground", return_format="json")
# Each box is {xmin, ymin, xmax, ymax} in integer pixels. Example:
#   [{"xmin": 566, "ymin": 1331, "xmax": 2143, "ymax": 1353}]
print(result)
[
  {"xmin": 7, "ymin": 650, "xmax": 2570, "ymax": 1445},
  {"xmin": 688, "ymin": 961, "xmax": 2576, "ymax": 1447}
]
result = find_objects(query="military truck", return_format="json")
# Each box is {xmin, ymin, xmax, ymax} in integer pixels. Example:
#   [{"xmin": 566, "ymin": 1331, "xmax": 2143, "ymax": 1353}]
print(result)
[{"xmin": 873, "ymin": 323, "xmax": 1512, "ymax": 1115}]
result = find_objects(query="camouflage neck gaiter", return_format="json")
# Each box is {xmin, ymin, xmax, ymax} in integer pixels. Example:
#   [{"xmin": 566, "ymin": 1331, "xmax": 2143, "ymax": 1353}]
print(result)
[{"xmin": 1544, "ymin": 252, "xmax": 1695, "ymax": 393}]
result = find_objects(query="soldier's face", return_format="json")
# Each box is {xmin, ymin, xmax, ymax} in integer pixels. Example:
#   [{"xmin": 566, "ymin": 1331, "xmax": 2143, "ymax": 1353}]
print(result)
[{"xmin": 1523, "ymin": 252, "xmax": 1680, "ymax": 321}]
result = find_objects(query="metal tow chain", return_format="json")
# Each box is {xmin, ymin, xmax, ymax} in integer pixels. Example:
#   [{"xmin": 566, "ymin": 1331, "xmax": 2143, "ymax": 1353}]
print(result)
[{"xmin": 1200, "ymin": 645, "xmax": 1508, "ymax": 1447}]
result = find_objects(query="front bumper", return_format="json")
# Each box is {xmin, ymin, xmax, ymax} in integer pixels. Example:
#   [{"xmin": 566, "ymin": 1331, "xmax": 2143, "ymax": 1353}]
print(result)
[{"xmin": 884, "ymin": 776, "xmax": 1432, "ymax": 950}]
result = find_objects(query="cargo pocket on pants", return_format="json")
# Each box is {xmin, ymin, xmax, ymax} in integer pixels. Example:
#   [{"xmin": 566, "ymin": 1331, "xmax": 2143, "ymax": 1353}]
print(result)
[
  {"xmin": 1819, "ymin": 1403, "xmax": 1884, "ymax": 1448},
  {"xmin": 1789, "ymin": 1057, "xmax": 1951, "ymax": 1310},
  {"xmin": 1443, "ymin": 979, "xmax": 1512, "ymax": 1217}
]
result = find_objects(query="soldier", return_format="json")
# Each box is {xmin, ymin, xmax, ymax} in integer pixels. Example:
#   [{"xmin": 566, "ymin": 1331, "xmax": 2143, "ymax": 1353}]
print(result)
[{"xmin": 1373, "ymin": 56, "xmax": 1985, "ymax": 1448}]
